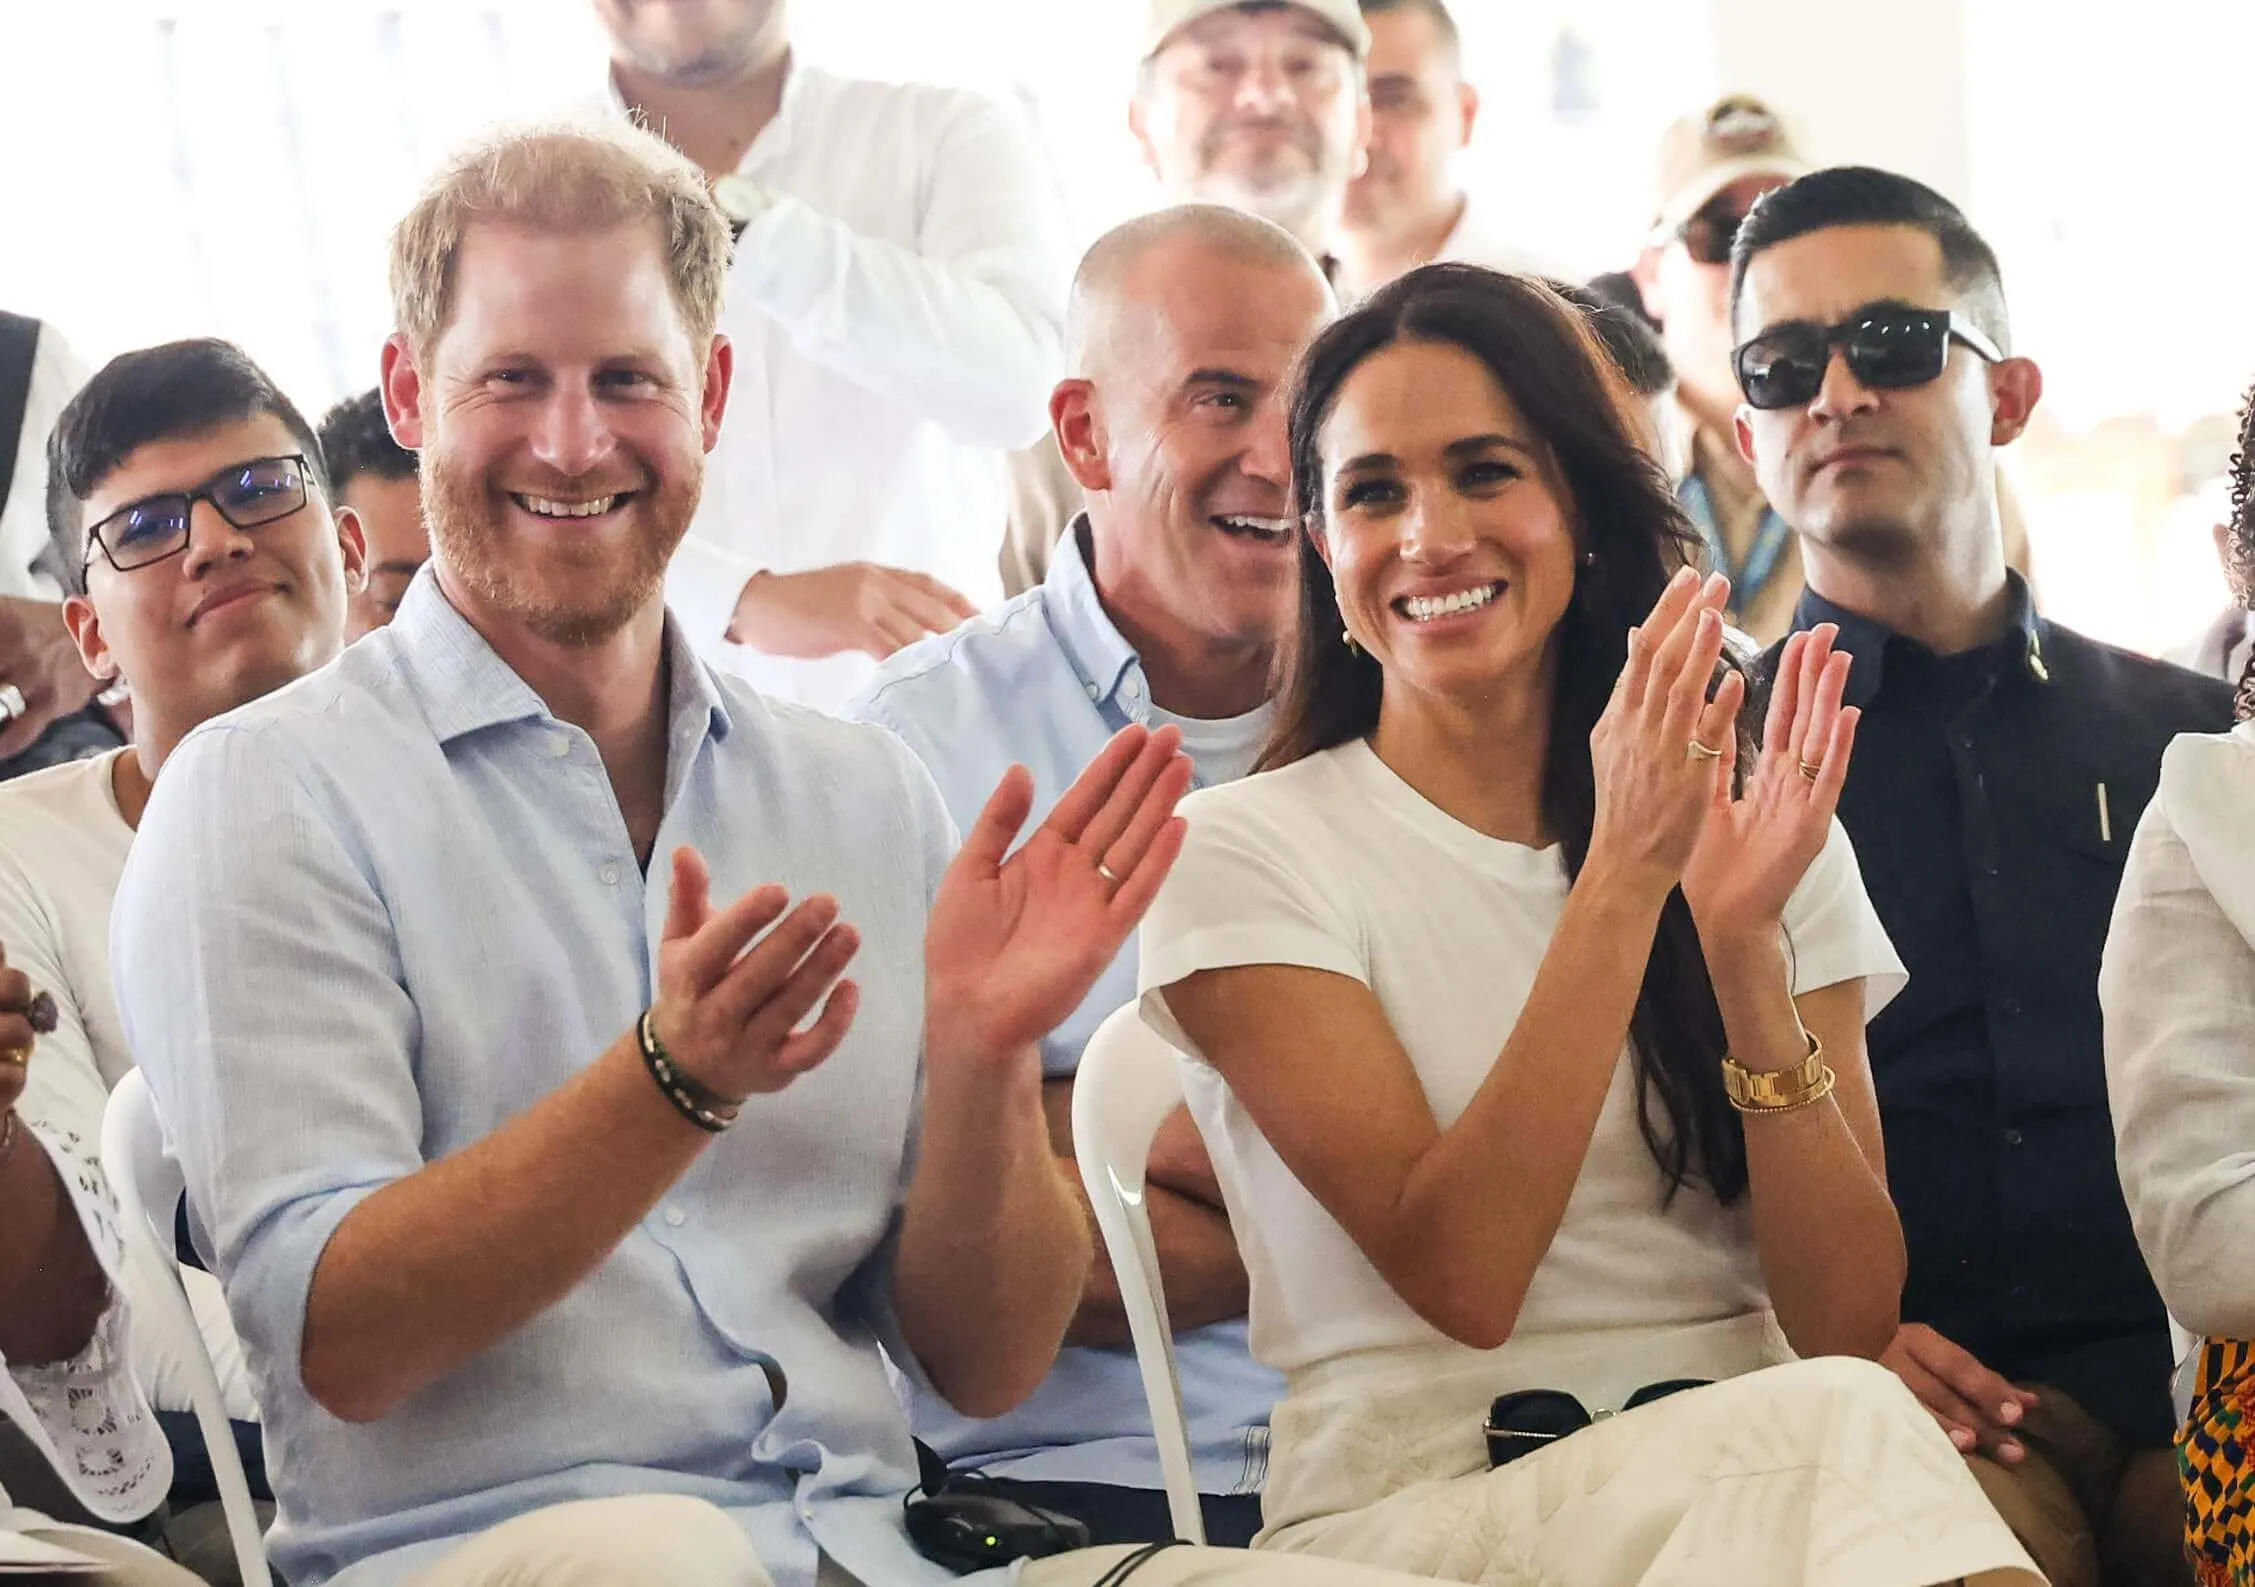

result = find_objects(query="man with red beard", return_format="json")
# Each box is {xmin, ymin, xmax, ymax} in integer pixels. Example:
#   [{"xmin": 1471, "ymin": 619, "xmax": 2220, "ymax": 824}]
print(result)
[{"xmin": 109, "ymin": 122, "xmax": 1434, "ymax": 1587}]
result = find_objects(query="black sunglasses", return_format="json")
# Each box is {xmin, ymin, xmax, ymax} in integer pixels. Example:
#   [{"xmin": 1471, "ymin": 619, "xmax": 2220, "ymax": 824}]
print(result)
[
  {"xmin": 1676, "ymin": 201, "xmax": 1754, "ymax": 267},
  {"xmin": 1484, "ymin": 1379, "xmax": 1711, "ymax": 1469},
  {"xmin": 1732, "ymin": 304, "xmax": 2004, "ymax": 413},
  {"xmin": 82, "ymin": 453, "xmax": 314, "ymax": 575}
]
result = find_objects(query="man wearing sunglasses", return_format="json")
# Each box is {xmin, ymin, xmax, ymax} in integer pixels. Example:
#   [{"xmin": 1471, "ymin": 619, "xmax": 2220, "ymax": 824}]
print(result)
[
  {"xmin": 0, "ymin": 336, "xmax": 365, "ymax": 1575},
  {"xmin": 1732, "ymin": 165, "xmax": 2228, "ymax": 1587},
  {"xmin": 1633, "ymin": 97, "xmax": 2031, "ymax": 644}
]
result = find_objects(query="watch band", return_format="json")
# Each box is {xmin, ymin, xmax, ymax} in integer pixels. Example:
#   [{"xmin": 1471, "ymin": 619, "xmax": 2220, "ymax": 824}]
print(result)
[{"xmin": 1721, "ymin": 1031, "xmax": 1833, "ymax": 1113}]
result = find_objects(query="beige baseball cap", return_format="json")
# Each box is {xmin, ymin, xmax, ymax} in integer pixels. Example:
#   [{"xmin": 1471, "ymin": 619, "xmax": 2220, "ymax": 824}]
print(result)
[
  {"xmin": 1141, "ymin": 0, "xmax": 1371, "ymax": 63},
  {"xmin": 1651, "ymin": 94, "xmax": 1811, "ymax": 234}
]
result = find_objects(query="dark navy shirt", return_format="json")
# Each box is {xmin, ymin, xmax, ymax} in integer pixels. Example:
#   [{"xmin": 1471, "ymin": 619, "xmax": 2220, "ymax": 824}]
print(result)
[{"xmin": 1766, "ymin": 575, "xmax": 2232, "ymax": 1445}]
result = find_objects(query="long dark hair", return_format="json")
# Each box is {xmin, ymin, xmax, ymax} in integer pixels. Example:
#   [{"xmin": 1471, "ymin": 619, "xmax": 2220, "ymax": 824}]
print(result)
[{"xmin": 1268, "ymin": 262, "xmax": 1754, "ymax": 1204}]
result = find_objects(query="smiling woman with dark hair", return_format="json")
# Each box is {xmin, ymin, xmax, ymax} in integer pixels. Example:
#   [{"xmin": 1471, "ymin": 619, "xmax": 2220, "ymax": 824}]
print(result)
[{"xmin": 1137, "ymin": 264, "xmax": 2038, "ymax": 1584}]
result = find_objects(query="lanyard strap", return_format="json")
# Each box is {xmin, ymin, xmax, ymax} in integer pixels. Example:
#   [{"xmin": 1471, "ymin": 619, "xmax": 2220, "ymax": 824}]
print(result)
[{"xmin": 1680, "ymin": 472, "xmax": 1794, "ymax": 614}]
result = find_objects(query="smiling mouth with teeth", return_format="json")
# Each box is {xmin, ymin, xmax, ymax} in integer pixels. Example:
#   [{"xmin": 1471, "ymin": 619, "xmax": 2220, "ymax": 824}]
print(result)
[
  {"xmin": 512, "ymin": 492, "xmax": 632, "ymax": 520},
  {"xmin": 1212, "ymin": 513, "xmax": 1293, "ymax": 543},
  {"xmin": 1396, "ymin": 582, "xmax": 1503, "ymax": 623}
]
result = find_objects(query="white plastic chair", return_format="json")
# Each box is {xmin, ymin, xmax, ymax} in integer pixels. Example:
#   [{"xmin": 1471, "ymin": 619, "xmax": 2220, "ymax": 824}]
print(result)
[
  {"xmin": 1070, "ymin": 1004, "xmax": 1208, "ymax": 1546},
  {"xmin": 100, "ymin": 1069, "xmax": 271, "ymax": 1587}
]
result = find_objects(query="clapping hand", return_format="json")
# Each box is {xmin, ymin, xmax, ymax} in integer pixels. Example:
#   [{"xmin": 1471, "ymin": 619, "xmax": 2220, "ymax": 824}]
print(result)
[
  {"xmin": 1680, "ymin": 623, "xmax": 1859, "ymax": 947},
  {"xmin": 649, "ymin": 849, "xmax": 864, "ymax": 1102},
  {"xmin": 1587, "ymin": 567, "xmax": 1745, "ymax": 898},
  {"xmin": 925, "ymin": 725, "xmax": 1192, "ymax": 1066}
]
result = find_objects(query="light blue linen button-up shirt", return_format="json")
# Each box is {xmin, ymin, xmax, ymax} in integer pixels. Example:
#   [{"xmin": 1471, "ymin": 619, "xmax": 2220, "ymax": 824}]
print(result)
[
  {"xmin": 111, "ymin": 573, "xmax": 997, "ymax": 1587},
  {"xmin": 847, "ymin": 522, "xmax": 1281, "ymax": 1498}
]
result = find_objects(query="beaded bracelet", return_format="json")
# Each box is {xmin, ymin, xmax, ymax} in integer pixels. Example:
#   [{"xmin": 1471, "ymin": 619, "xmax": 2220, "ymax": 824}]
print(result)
[{"xmin": 637, "ymin": 1008, "xmax": 740, "ymax": 1134}]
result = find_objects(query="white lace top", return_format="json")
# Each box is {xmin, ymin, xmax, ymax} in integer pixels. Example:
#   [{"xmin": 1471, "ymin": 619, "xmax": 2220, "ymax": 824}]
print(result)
[{"xmin": 1, "ymin": 1103, "xmax": 169, "ymax": 1522}]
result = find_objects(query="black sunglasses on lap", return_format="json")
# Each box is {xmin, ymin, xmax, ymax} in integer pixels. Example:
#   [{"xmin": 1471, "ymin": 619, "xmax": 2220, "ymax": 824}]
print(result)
[
  {"xmin": 1731, "ymin": 303, "xmax": 2005, "ymax": 412},
  {"xmin": 81, "ymin": 453, "xmax": 314, "ymax": 576},
  {"xmin": 1484, "ymin": 1378, "xmax": 1713, "ymax": 1470}
]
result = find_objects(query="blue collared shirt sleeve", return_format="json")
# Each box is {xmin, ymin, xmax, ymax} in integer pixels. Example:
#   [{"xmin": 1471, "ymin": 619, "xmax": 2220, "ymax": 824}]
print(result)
[{"xmin": 112, "ymin": 720, "xmax": 424, "ymax": 1402}]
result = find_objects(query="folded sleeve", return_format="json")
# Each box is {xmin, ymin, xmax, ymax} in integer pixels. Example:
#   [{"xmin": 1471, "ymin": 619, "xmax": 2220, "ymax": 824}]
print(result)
[
  {"xmin": 110, "ymin": 721, "xmax": 425, "ymax": 1408},
  {"xmin": 1779, "ymin": 817, "xmax": 1907, "ymax": 1021},
  {"xmin": 2101, "ymin": 738, "xmax": 2255, "ymax": 1339},
  {"xmin": 1137, "ymin": 788, "xmax": 1364, "ymax": 1056}
]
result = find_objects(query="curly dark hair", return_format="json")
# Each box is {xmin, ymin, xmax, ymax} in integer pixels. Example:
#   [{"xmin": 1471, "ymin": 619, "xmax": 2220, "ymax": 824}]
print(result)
[
  {"xmin": 316, "ymin": 387, "xmax": 418, "ymax": 495},
  {"xmin": 1268, "ymin": 261, "xmax": 1755, "ymax": 1204}
]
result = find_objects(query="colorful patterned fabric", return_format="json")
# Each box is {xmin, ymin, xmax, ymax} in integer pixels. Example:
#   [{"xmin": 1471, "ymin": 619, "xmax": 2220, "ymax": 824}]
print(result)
[{"xmin": 2181, "ymin": 1338, "xmax": 2255, "ymax": 1585}]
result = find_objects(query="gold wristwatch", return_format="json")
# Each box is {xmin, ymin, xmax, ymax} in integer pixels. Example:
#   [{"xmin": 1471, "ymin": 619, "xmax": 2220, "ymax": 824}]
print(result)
[{"xmin": 1722, "ymin": 1031, "xmax": 1835, "ymax": 1113}]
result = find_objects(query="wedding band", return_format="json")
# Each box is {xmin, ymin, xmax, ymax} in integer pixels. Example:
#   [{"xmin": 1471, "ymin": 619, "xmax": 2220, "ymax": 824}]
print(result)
[
  {"xmin": 0, "ymin": 1044, "xmax": 29, "ymax": 1069},
  {"xmin": 1798, "ymin": 759, "xmax": 1823, "ymax": 782},
  {"xmin": 1097, "ymin": 862, "xmax": 1121, "ymax": 884},
  {"xmin": 0, "ymin": 684, "xmax": 23, "ymax": 725},
  {"xmin": 1686, "ymin": 739, "xmax": 1724, "ymax": 763}
]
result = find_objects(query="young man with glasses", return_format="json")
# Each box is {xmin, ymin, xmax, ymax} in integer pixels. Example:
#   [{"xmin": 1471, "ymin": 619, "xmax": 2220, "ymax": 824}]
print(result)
[
  {"xmin": 1633, "ymin": 97, "xmax": 2032, "ymax": 643},
  {"xmin": 1732, "ymin": 165, "xmax": 2227, "ymax": 1587},
  {"xmin": 0, "ymin": 337, "xmax": 364, "ymax": 1577}
]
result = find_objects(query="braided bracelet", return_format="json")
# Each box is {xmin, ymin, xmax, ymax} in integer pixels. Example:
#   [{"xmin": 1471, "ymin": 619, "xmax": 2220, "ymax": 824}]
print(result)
[{"xmin": 637, "ymin": 1008, "xmax": 740, "ymax": 1134}]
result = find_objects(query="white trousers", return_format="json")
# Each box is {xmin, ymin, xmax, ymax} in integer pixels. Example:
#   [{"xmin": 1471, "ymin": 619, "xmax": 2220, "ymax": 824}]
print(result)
[
  {"xmin": 1260, "ymin": 1356, "xmax": 2046, "ymax": 1587},
  {"xmin": 399, "ymin": 1493, "xmax": 1440, "ymax": 1587}
]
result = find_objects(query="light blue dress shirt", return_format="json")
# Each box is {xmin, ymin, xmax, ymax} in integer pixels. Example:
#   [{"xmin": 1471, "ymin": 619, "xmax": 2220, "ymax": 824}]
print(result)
[
  {"xmin": 111, "ymin": 573, "xmax": 996, "ymax": 1587},
  {"xmin": 847, "ymin": 521, "xmax": 1281, "ymax": 1498}
]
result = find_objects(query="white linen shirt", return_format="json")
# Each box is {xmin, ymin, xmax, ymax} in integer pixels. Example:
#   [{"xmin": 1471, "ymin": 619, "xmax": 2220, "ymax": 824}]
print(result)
[
  {"xmin": 110, "ymin": 569, "xmax": 998, "ymax": 1587},
  {"xmin": 622, "ymin": 61, "xmax": 1068, "ymax": 714},
  {"xmin": 2102, "ymin": 722, "xmax": 2255, "ymax": 1341}
]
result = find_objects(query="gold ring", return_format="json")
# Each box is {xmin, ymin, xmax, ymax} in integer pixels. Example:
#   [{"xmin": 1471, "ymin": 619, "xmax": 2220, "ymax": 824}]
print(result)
[
  {"xmin": 1097, "ymin": 862, "xmax": 1121, "ymax": 884},
  {"xmin": 0, "ymin": 1044, "xmax": 29, "ymax": 1069},
  {"xmin": 1798, "ymin": 759, "xmax": 1823, "ymax": 782},
  {"xmin": 1686, "ymin": 739, "xmax": 1724, "ymax": 763}
]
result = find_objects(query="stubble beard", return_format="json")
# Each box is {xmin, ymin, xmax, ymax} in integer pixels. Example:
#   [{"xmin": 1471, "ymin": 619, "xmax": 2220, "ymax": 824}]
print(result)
[{"xmin": 424, "ymin": 451, "xmax": 698, "ymax": 649}]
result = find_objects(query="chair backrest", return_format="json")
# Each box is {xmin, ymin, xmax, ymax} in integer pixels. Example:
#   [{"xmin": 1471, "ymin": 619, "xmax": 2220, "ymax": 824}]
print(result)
[
  {"xmin": 1070, "ymin": 1004, "xmax": 1207, "ymax": 1546},
  {"xmin": 100, "ymin": 1069, "xmax": 271, "ymax": 1587}
]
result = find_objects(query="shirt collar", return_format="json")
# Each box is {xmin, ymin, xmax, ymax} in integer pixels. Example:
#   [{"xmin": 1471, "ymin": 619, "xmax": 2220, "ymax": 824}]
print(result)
[
  {"xmin": 1043, "ymin": 517, "xmax": 1142, "ymax": 708},
  {"xmin": 386, "ymin": 566, "xmax": 734, "ymax": 750},
  {"xmin": 1791, "ymin": 569, "xmax": 2048, "ymax": 709}
]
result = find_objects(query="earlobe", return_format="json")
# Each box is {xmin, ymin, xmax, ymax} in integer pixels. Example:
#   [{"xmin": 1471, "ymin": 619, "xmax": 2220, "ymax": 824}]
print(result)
[
  {"xmin": 380, "ymin": 335, "xmax": 425, "ymax": 450},
  {"xmin": 1990, "ymin": 357, "xmax": 2043, "ymax": 446},
  {"xmin": 60, "ymin": 595, "xmax": 114, "ymax": 683},
  {"xmin": 1051, "ymin": 381, "xmax": 1111, "ymax": 494},
  {"xmin": 701, "ymin": 334, "xmax": 734, "ymax": 452},
  {"xmin": 1732, "ymin": 407, "xmax": 1758, "ymax": 469},
  {"xmin": 334, "ymin": 505, "xmax": 370, "ymax": 594}
]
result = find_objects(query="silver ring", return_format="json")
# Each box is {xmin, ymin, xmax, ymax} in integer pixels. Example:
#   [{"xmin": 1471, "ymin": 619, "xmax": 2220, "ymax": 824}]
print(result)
[
  {"xmin": 0, "ymin": 684, "xmax": 23, "ymax": 725},
  {"xmin": 1097, "ymin": 862, "xmax": 1121, "ymax": 885}
]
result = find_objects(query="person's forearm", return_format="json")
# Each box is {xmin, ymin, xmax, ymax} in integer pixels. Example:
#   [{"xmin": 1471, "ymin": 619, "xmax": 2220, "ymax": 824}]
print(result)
[
  {"xmin": 0, "ymin": 1122, "xmax": 108, "ymax": 1363},
  {"xmin": 1382, "ymin": 864, "xmax": 1670, "ymax": 1346},
  {"xmin": 1709, "ymin": 940, "xmax": 1903, "ymax": 1359},
  {"xmin": 894, "ymin": 1044, "xmax": 1089, "ymax": 1417},
  {"xmin": 301, "ymin": 1036, "xmax": 708, "ymax": 1422},
  {"xmin": 1063, "ymin": 1179, "xmax": 1247, "ymax": 1348}
]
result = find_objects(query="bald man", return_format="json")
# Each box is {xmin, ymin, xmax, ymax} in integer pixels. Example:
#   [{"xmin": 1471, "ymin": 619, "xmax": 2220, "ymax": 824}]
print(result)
[{"xmin": 848, "ymin": 205, "xmax": 1333, "ymax": 1547}]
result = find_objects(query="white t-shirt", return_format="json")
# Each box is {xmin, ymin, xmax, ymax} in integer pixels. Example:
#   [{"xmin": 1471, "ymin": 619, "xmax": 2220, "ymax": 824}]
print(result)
[
  {"xmin": 1147, "ymin": 697, "xmax": 1276, "ymax": 790},
  {"xmin": 0, "ymin": 751, "xmax": 256, "ymax": 1424},
  {"xmin": 1138, "ymin": 737, "xmax": 1905, "ymax": 1402}
]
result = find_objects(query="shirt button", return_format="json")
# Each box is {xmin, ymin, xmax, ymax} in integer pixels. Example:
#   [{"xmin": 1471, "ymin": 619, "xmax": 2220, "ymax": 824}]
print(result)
[
  {"xmin": 2004, "ymin": 1128, "xmax": 2026, "ymax": 1148},
  {"xmin": 2000, "ymin": 997, "xmax": 2023, "ymax": 1016},
  {"xmin": 548, "ymin": 733, "xmax": 571, "ymax": 758},
  {"xmin": 1125, "ymin": 677, "xmax": 1143, "ymax": 699},
  {"xmin": 599, "ymin": 863, "xmax": 621, "ymax": 886},
  {"xmin": 663, "ymin": 1206, "xmax": 686, "ymax": 1228}
]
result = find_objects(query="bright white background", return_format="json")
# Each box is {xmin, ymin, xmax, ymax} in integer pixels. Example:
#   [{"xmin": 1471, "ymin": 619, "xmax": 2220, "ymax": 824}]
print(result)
[{"xmin": 0, "ymin": 0, "xmax": 2240, "ymax": 655}]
